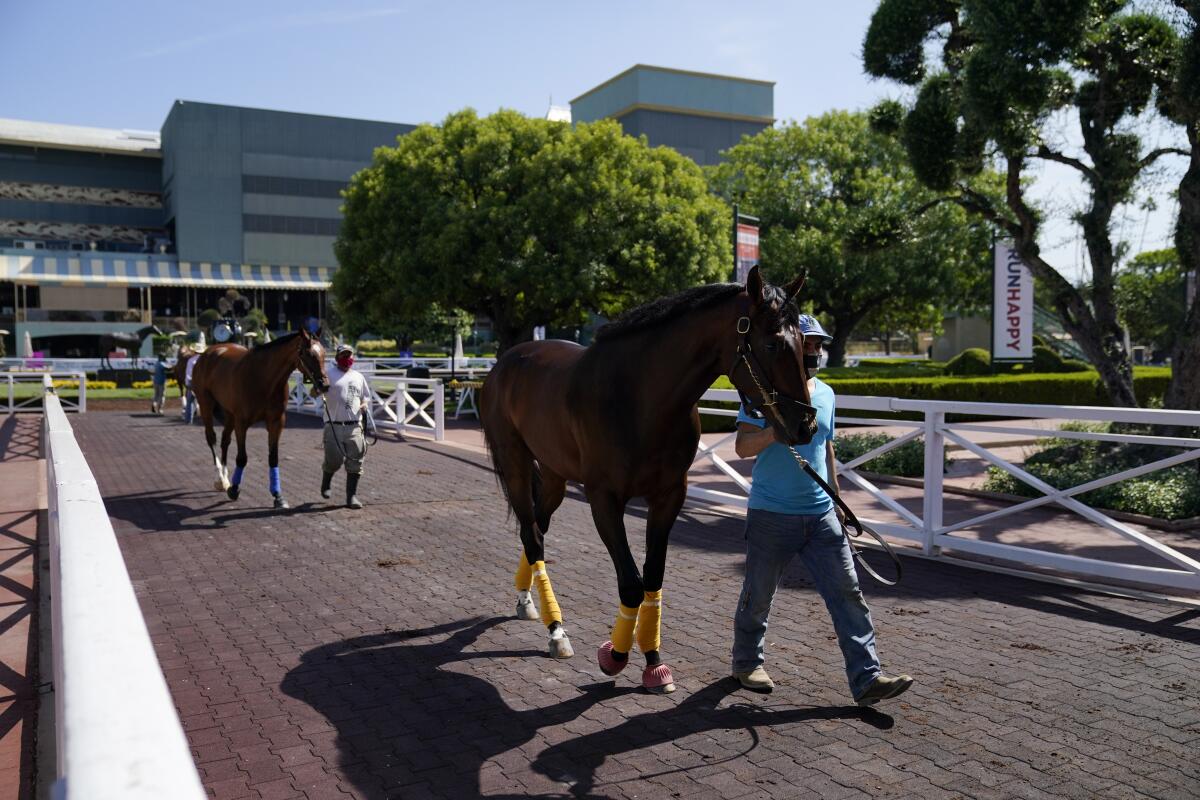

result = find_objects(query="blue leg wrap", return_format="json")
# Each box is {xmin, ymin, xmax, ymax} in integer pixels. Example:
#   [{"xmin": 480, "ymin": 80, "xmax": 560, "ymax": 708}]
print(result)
[
  {"xmin": 269, "ymin": 466, "xmax": 281, "ymax": 496},
  {"xmin": 231, "ymin": 466, "xmax": 244, "ymax": 486}
]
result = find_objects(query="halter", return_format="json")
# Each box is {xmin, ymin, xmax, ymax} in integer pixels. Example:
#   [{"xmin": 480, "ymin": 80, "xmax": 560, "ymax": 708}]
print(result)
[
  {"xmin": 728, "ymin": 313, "xmax": 818, "ymax": 429},
  {"xmin": 294, "ymin": 341, "xmax": 328, "ymax": 393}
]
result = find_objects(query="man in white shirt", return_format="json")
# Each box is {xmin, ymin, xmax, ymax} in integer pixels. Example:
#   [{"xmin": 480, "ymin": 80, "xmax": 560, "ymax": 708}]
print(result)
[
  {"xmin": 322, "ymin": 343, "xmax": 370, "ymax": 509},
  {"xmin": 183, "ymin": 348, "xmax": 201, "ymax": 424}
]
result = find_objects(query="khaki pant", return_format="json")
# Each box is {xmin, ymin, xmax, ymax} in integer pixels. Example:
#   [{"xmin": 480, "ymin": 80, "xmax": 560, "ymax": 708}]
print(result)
[{"xmin": 323, "ymin": 423, "xmax": 366, "ymax": 475}]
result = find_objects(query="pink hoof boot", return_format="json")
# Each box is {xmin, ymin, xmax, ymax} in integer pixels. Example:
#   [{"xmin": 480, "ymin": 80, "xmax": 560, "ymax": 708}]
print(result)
[
  {"xmin": 642, "ymin": 664, "xmax": 676, "ymax": 694},
  {"xmin": 597, "ymin": 641, "xmax": 629, "ymax": 676}
]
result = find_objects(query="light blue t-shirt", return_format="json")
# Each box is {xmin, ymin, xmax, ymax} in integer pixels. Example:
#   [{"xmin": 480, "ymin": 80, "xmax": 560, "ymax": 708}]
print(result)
[{"xmin": 737, "ymin": 379, "xmax": 835, "ymax": 516}]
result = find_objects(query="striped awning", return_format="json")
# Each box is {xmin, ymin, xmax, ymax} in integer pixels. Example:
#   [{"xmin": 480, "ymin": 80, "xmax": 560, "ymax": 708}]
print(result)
[{"xmin": 0, "ymin": 253, "xmax": 332, "ymax": 290}]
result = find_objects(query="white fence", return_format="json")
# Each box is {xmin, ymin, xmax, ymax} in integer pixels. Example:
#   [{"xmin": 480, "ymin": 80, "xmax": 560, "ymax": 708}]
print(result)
[
  {"xmin": 3, "ymin": 372, "xmax": 86, "ymax": 414},
  {"xmin": 691, "ymin": 389, "xmax": 1200, "ymax": 595},
  {"xmin": 42, "ymin": 375, "xmax": 205, "ymax": 799},
  {"xmin": 287, "ymin": 372, "xmax": 445, "ymax": 441}
]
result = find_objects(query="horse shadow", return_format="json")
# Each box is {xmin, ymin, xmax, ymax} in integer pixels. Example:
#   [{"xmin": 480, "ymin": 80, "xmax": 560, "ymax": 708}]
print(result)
[
  {"xmin": 102, "ymin": 489, "xmax": 341, "ymax": 533},
  {"xmin": 281, "ymin": 616, "xmax": 891, "ymax": 799}
]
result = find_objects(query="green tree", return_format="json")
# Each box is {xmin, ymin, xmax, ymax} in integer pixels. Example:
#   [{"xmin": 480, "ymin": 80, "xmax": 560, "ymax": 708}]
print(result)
[
  {"xmin": 1161, "ymin": 3, "xmax": 1200, "ymax": 409},
  {"xmin": 709, "ymin": 111, "xmax": 994, "ymax": 366},
  {"xmin": 334, "ymin": 109, "xmax": 730, "ymax": 353},
  {"xmin": 1116, "ymin": 248, "xmax": 1187, "ymax": 357},
  {"xmin": 864, "ymin": 0, "xmax": 1184, "ymax": 406}
]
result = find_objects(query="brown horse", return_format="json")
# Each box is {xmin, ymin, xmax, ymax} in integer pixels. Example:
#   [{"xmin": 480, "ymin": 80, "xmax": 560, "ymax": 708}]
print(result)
[
  {"xmin": 191, "ymin": 329, "xmax": 330, "ymax": 509},
  {"xmin": 480, "ymin": 266, "xmax": 816, "ymax": 693}
]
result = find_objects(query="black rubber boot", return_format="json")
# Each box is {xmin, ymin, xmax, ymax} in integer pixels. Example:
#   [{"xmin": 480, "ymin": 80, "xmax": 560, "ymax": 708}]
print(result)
[
  {"xmin": 320, "ymin": 471, "xmax": 334, "ymax": 499},
  {"xmin": 346, "ymin": 473, "xmax": 363, "ymax": 509}
]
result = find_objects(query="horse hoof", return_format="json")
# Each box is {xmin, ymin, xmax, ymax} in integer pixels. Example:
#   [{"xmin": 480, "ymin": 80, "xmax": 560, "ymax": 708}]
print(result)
[
  {"xmin": 642, "ymin": 664, "xmax": 676, "ymax": 694},
  {"xmin": 515, "ymin": 597, "xmax": 539, "ymax": 621},
  {"xmin": 274, "ymin": 496, "xmax": 289, "ymax": 510},
  {"xmin": 549, "ymin": 634, "xmax": 573, "ymax": 659},
  {"xmin": 597, "ymin": 641, "xmax": 629, "ymax": 676},
  {"xmin": 213, "ymin": 480, "xmax": 226, "ymax": 492},
  {"xmin": 226, "ymin": 486, "xmax": 239, "ymax": 501}
]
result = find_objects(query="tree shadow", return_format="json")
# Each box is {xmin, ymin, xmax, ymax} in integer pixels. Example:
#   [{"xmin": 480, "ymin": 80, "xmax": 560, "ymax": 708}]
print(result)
[{"xmin": 280, "ymin": 616, "xmax": 892, "ymax": 799}]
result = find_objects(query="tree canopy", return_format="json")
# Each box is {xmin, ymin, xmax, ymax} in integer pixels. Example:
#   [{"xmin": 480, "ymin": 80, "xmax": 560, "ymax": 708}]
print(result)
[
  {"xmin": 708, "ymin": 110, "xmax": 995, "ymax": 366},
  {"xmin": 864, "ymin": 0, "xmax": 1187, "ymax": 406},
  {"xmin": 333, "ymin": 109, "xmax": 730, "ymax": 353},
  {"xmin": 1116, "ymin": 247, "xmax": 1187, "ymax": 358}
]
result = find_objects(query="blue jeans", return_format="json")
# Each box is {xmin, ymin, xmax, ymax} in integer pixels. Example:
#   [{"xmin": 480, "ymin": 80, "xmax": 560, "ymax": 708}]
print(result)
[{"xmin": 732, "ymin": 507, "xmax": 881, "ymax": 698}]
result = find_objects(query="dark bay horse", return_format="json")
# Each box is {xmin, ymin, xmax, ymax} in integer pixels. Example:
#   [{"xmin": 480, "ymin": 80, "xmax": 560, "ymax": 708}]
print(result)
[
  {"xmin": 191, "ymin": 329, "xmax": 330, "ymax": 509},
  {"xmin": 480, "ymin": 266, "xmax": 817, "ymax": 693},
  {"xmin": 99, "ymin": 325, "xmax": 161, "ymax": 370}
]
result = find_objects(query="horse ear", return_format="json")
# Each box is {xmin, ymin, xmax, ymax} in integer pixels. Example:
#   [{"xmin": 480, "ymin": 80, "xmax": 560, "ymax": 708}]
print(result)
[
  {"xmin": 746, "ymin": 264, "xmax": 765, "ymax": 306},
  {"xmin": 783, "ymin": 270, "xmax": 807, "ymax": 303}
]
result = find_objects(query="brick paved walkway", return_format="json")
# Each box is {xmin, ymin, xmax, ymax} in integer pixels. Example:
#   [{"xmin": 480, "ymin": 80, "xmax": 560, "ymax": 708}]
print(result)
[{"xmin": 67, "ymin": 411, "xmax": 1200, "ymax": 799}]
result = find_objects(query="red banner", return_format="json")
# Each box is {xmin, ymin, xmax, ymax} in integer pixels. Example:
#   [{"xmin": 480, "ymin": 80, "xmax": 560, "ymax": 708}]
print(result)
[{"xmin": 735, "ymin": 222, "xmax": 759, "ymax": 283}]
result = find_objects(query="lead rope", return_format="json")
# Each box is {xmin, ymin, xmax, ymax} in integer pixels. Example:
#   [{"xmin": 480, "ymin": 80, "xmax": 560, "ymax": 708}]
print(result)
[{"xmin": 784, "ymin": 448, "xmax": 902, "ymax": 587}]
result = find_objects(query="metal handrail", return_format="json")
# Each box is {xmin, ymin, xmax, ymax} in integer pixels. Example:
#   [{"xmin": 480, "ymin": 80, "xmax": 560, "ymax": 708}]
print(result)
[{"xmin": 42, "ymin": 375, "xmax": 205, "ymax": 799}]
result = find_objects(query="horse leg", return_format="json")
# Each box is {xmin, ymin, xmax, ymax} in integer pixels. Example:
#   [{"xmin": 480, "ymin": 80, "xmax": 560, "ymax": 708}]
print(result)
[
  {"xmin": 514, "ymin": 464, "xmax": 568, "ymax": 622},
  {"xmin": 200, "ymin": 398, "xmax": 230, "ymax": 492},
  {"xmin": 636, "ymin": 482, "xmax": 687, "ymax": 694},
  {"xmin": 220, "ymin": 420, "xmax": 234, "ymax": 488},
  {"xmin": 267, "ymin": 416, "xmax": 288, "ymax": 510},
  {"xmin": 227, "ymin": 422, "xmax": 248, "ymax": 501},
  {"xmin": 587, "ymin": 489, "xmax": 644, "ymax": 680},
  {"xmin": 495, "ymin": 439, "xmax": 571, "ymax": 657}
]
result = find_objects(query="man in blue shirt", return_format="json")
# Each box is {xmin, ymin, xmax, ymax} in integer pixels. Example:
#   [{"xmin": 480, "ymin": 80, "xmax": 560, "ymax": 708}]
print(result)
[{"xmin": 731, "ymin": 314, "xmax": 912, "ymax": 706}]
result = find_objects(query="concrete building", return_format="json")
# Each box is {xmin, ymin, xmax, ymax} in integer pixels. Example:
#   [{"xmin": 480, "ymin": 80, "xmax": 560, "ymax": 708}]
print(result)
[{"xmin": 570, "ymin": 64, "xmax": 774, "ymax": 165}]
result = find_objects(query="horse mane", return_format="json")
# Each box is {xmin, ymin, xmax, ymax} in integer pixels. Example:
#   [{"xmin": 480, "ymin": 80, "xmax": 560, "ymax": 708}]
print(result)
[
  {"xmin": 593, "ymin": 284, "xmax": 742, "ymax": 343},
  {"xmin": 593, "ymin": 280, "xmax": 800, "ymax": 343},
  {"xmin": 247, "ymin": 331, "xmax": 303, "ymax": 355}
]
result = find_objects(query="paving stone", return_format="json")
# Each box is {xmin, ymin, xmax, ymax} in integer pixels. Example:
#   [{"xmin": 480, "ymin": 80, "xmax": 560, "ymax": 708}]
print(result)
[{"xmin": 60, "ymin": 412, "xmax": 1200, "ymax": 799}]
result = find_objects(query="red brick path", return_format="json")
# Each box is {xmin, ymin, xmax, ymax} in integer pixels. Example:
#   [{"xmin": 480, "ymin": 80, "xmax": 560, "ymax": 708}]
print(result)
[
  {"xmin": 62, "ymin": 410, "xmax": 1200, "ymax": 799},
  {"xmin": 0, "ymin": 417, "xmax": 43, "ymax": 800}
]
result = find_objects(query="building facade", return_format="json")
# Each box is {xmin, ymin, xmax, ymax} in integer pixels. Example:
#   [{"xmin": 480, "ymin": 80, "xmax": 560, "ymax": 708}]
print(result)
[{"xmin": 0, "ymin": 65, "xmax": 772, "ymax": 358}]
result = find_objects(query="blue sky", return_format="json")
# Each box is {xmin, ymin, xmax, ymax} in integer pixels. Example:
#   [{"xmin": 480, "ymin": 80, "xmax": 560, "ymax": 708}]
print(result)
[{"xmin": 1, "ymin": 0, "xmax": 1184, "ymax": 280}]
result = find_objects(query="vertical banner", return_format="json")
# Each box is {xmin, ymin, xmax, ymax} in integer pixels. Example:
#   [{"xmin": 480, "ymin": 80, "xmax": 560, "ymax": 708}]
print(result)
[
  {"xmin": 735, "ymin": 218, "xmax": 760, "ymax": 284},
  {"xmin": 993, "ymin": 240, "xmax": 1034, "ymax": 361}
]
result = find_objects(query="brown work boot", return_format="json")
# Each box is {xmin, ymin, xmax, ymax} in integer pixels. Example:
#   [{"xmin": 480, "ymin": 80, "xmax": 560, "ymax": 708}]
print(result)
[
  {"xmin": 855, "ymin": 674, "xmax": 913, "ymax": 706},
  {"xmin": 732, "ymin": 665, "xmax": 774, "ymax": 693}
]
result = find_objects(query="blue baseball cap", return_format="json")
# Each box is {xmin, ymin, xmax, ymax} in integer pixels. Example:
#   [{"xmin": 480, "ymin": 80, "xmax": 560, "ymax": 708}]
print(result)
[{"xmin": 798, "ymin": 314, "xmax": 832, "ymax": 343}]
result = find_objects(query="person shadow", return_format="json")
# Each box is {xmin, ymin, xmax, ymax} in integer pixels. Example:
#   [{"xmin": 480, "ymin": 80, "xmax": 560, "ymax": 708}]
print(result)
[{"xmin": 281, "ymin": 616, "xmax": 892, "ymax": 799}]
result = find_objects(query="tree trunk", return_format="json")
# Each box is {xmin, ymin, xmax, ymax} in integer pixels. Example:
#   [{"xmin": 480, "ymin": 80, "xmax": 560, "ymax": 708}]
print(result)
[
  {"xmin": 490, "ymin": 303, "xmax": 533, "ymax": 356},
  {"xmin": 1166, "ymin": 126, "xmax": 1200, "ymax": 412},
  {"xmin": 884, "ymin": 332, "xmax": 892, "ymax": 355}
]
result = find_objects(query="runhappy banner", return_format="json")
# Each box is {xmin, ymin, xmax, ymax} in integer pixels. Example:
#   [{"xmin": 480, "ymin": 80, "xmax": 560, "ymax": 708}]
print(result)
[{"xmin": 992, "ymin": 241, "xmax": 1033, "ymax": 362}]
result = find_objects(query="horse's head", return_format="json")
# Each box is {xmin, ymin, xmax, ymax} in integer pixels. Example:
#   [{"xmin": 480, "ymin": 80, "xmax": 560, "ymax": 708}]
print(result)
[
  {"xmin": 297, "ymin": 328, "xmax": 330, "ymax": 395},
  {"xmin": 729, "ymin": 265, "xmax": 817, "ymax": 446}
]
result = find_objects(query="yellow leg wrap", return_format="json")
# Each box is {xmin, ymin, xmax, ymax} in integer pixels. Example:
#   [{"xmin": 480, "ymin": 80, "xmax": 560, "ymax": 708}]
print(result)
[
  {"xmin": 514, "ymin": 551, "xmax": 533, "ymax": 592},
  {"xmin": 636, "ymin": 590, "xmax": 662, "ymax": 654},
  {"xmin": 610, "ymin": 603, "xmax": 640, "ymax": 654},
  {"xmin": 531, "ymin": 561, "xmax": 562, "ymax": 626}
]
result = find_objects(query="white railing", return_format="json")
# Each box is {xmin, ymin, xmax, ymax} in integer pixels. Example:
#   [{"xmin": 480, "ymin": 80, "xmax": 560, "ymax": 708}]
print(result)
[
  {"xmin": 0, "ymin": 357, "xmax": 153, "ymax": 373},
  {"xmin": 287, "ymin": 373, "xmax": 445, "ymax": 441},
  {"xmin": 4, "ymin": 372, "xmax": 86, "ymax": 414},
  {"xmin": 42, "ymin": 375, "xmax": 205, "ymax": 799},
  {"xmin": 691, "ymin": 389, "xmax": 1200, "ymax": 594}
]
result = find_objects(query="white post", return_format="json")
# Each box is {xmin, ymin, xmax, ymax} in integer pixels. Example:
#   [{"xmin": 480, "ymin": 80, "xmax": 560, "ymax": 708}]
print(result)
[
  {"xmin": 434, "ymin": 379, "xmax": 445, "ymax": 441},
  {"xmin": 921, "ymin": 410, "xmax": 944, "ymax": 556},
  {"xmin": 78, "ymin": 371, "xmax": 87, "ymax": 413},
  {"xmin": 6, "ymin": 374, "xmax": 12, "ymax": 415}
]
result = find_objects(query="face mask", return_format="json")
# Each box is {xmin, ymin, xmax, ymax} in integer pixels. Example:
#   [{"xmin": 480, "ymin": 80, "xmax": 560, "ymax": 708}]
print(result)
[
  {"xmin": 804, "ymin": 353, "xmax": 820, "ymax": 371},
  {"xmin": 336, "ymin": 355, "xmax": 354, "ymax": 370}
]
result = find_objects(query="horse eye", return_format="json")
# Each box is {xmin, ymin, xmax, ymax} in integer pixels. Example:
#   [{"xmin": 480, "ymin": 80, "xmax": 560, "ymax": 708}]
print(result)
[{"xmin": 764, "ymin": 341, "xmax": 779, "ymax": 353}]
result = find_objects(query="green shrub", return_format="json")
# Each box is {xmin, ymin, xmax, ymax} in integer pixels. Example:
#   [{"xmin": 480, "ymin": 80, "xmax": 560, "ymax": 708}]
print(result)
[
  {"xmin": 833, "ymin": 432, "xmax": 933, "ymax": 477},
  {"xmin": 944, "ymin": 347, "xmax": 992, "ymax": 376},
  {"xmin": 982, "ymin": 427, "xmax": 1200, "ymax": 519}
]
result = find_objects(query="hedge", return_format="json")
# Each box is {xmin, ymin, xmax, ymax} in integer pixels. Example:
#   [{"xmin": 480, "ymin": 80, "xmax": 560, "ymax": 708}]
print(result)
[{"xmin": 699, "ymin": 369, "xmax": 1171, "ymax": 432}]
